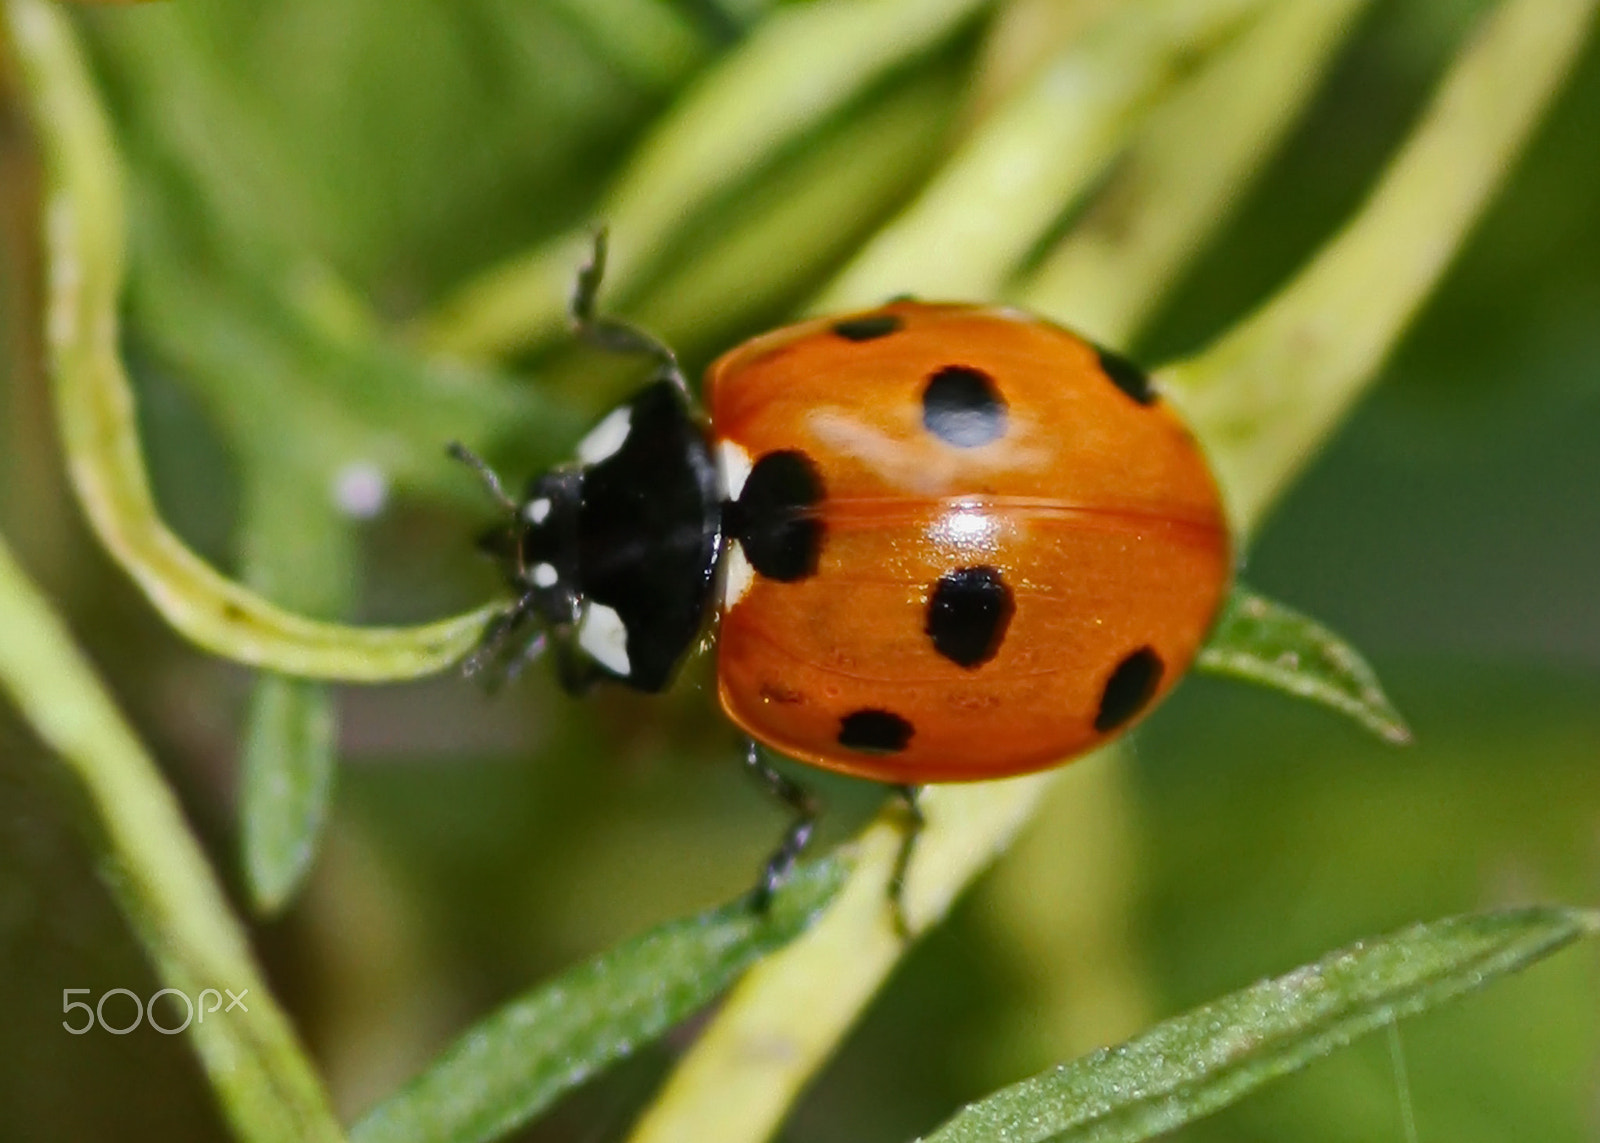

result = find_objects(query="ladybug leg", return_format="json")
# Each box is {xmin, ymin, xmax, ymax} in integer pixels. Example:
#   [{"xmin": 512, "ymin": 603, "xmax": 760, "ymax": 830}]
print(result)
[
  {"xmin": 498, "ymin": 629, "xmax": 549, "ymax": 684},
  {"xmin": 888, "ymin": 784, "xmax": 925, "ymax": 940},
  {"xmin": 462, "ymin": 591, "xmax": 539, "ymax": 684},
  {"xmin": 742, "ymin": 739, "xmax": 820, "ymax": 912},
  {"xmin": 570, "ymin": 228, "xmax": 690, "ymax": 396}
]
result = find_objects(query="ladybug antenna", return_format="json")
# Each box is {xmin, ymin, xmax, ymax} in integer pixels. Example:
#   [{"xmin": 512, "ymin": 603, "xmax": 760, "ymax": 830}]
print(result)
[{"xmin": 447, "ymin": 441, "xmax": 517, "ymax": 515}]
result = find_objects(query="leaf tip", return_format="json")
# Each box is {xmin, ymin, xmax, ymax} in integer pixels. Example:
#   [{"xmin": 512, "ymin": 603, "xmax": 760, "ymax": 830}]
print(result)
[{"xmin": 1377, "ymin": 715, "xmax": 1413, "ymax": 746}]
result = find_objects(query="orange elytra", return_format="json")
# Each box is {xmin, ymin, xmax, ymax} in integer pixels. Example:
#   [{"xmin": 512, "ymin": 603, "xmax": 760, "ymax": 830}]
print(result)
[{"xmin": 708, "ymin": 301, "xmax": 1231, "ymax": 782}]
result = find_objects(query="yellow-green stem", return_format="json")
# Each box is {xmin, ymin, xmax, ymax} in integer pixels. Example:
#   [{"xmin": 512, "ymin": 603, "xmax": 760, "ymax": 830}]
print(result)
[
  {"xmin": 0, "ymin": 530, "xmax": 344, "ymax": 1142},
  {"xmin": 6, "ymin": 0, "xmax": 493, "ymax": 681}
]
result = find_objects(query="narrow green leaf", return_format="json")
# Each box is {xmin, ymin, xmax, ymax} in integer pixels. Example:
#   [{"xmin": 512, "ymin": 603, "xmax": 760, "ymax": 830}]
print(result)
[
  {"xmin": 922, "ymin": 907, "xmax": 1600, "ymax": 1143},
  {"xmin": 1021, "ymin": 0, "xmax": 1374, "ymax": 345},
  {"xmin": 0, "ymin": 528, "xmax": 345, "ymax": 1142},
  {"xmin": 242, "ymin": 675, "xmax": 337, "ymax": 914},
  {"xmin": 418, "ymin": 0, "xmax": 992, "ymax": 357},
  {"xmin": 814, "ymin": 0, "xmax": 1270, "ymax": 309},
  {"xmin": 618, "ymin": 67, "xmax": 958, "ymax": 394},
  {"xmin": 7, "ymin": 0, "xmax": 498, "ymax": 680},
  {"xmin": 1197, "ymin": 585, "xmax": 1411, "ymax": 744},
  {"xmin": 544, "ymin": 0, "xmax": 711, "ymax": 92},
  {"xmin": 351, "ymin": 860, "xmax": 846, "ymax": 1143},
  {"xmin": 237, "ymin": 463, "xmax": 354, "ymax": 914},
  {"xmin": 1161, "ymin": 0, "xmax": 1600, "ymax": 532}
]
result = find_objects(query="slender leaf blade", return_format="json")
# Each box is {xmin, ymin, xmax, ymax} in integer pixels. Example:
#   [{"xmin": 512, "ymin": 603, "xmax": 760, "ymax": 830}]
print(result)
[
  {"xmin": 1161, "ymin": 0, "xmax": 1600, "ymax": 529},
  {"xmin": 922, "ymin": 907, "xmax": 1599, "ymax": 1143},
  {"xmin": 241, "ymin": 674, "xmax": 336, "ymax": 913},
  {"xmin": 420, "ymin": 0, "xmax": 991, "ymax": 357},
  {"xmin": 238, "ymin": 465, "xmax": 354, "ymax": 914},
  {"xmin": 1197, "ymin": 585, "xmax": 1411, "ymax": 744},
  {"xmin": 351, "ymin": 860, "xmax": 845, "ymax": 1143}
]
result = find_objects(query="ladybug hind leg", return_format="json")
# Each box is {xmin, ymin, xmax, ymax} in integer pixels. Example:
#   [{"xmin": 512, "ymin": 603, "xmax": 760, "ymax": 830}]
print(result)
[
  {"xmin": 742, "ymin": 739, "xmax": 820, "ymax": 912},
  {"xmin": 570, "ymin": 227, "xmax": 689, "ymax": 397}
]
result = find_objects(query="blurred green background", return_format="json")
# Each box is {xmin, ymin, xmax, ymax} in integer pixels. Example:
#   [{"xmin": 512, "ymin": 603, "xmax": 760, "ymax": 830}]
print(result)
[{"xmin": 1, "ymin": 1, "xmax": 1597, "ymax": 1141}]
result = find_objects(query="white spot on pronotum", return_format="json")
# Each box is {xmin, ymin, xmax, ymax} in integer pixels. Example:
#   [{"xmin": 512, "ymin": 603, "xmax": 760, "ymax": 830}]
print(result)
[
  {"xmin": 332, "ymin": 461, "xmax": 389, "ymax": 519},
  {"xmin": 576, "ymin": 406, "xmax": 632, "ymax": 465},
  {"xmin": 717, "ymin": 439, "xmax": 753, "ymax": 501},
  {"xmin": 722, "ymin": 540, "xmax": 755, "ymax": 609},
  {"xmin": 532, "ymin": 562, "xmax": 559, "ymax": 588},
  {"xmin": 524, "ymin": 497, "xmax": 552, "ymax": 524},
  {"xmin": 578, "ymin": 602, "xmax": 630, "ymax": 676}
]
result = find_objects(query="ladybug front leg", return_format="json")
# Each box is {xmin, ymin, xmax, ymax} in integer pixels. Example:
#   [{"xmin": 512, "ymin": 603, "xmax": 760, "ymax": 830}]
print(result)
[
  {"xmin": 462, "ymin": 592, "xmax": 541, "ymax": 686},
  {"xmin": 569, "ymin": 227, "xmax": 689, "ymax": 396},
  {"xmin": 742, "ymin": 739, "xmax": 820, "ymax": 912}
]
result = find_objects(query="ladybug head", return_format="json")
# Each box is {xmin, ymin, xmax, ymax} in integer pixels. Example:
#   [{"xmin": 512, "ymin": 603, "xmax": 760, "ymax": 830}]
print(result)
[
  {"xmin": 449, "ymin": 443, "xmax": 585, "ymax": 687},
  {"xmin": 450, "ymin": 379, "xmax": 722, "ymax": 694},
  {"xmin": 507, "ymin": 466, "xmax": 585, "ymax": 631}
]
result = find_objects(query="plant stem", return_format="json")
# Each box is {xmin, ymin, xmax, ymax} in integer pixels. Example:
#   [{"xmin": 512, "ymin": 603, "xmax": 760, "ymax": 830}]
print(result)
[
  {"xmin": 5, "ymin": 0, "xmax": 495, "ymax": 681},
  {"xmin": 0, "ymin": 530, "xmax": 345, "ymax": 1143}
]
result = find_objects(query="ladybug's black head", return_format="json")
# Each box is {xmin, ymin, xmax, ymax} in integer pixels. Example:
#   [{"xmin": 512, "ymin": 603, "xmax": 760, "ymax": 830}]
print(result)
[
  {"xmin": 506, "ymin": 466, "xmax": 585, "ymax": 631},
  {"xmin": 455, "ymin": 379, "xmax": 722, "ymax": 694}
]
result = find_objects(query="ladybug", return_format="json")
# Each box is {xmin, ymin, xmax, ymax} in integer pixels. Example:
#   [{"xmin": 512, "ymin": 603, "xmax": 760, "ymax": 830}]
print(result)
[{"xmin": 453, "ymin": 236, "xmax": 1231, "ymax": 897}]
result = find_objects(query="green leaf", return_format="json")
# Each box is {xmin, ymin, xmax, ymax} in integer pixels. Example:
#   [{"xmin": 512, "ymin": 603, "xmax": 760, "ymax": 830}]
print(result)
[
  {"xmin": 921, "ymin": 907, "xmax": 1599, "ymax": 1143},
  {"xmin": 544, "ymin": 0, "xmax": 712, "ymax": 92},
  {"xmin": 1160, "ymin": 0, "xmax": 1600, "ymax": 531},
  {"xmin": 419, "ymin": 0, "xmax": 993, "ymax": 357},
  {"xmin": 1197, "ymin": 585, "xmax": 1411, "ymax": 744},
  {"xmin": 351, "ymin": 859, "xmax": 846, "ymax": 1143},
  {"xmin": 602, "ymin": 65, "xmax": 959, "ymax": 407},
  {"xmin": 815, "ymin": 0, "xmax": 1271, "ymax": 309},
  {"xmin": 1021, "ymin": 0, "xmax": 1374, "ymax": 345},
  {"xmin": 241, "ymin": 675, "xmax": 337, "ymax": 915},
  {"xmin": 237, "ymin": 461, "xmax": 354, "ymax": 915}
]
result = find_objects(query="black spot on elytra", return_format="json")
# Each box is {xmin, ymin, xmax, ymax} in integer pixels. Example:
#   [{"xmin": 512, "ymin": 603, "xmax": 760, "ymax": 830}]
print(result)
[
  {"xmin": 832, "ymin": 313, "xmax": 903, "ymax": 342},
  {"xmin": 837, "ymin": 709, "xmax": 914, "ymax": 754},
  {"xmin": 1094, "ymin": 345, "xmax": 1156, "ymax": 406},
  {"xmin": 726, "ymin": 450, "xmax": 824, "ymax": 581},
  {"xmin": 922, "ymin": 366, "xmax": 1007, "ymax": 447},
  {"xmin": 926, "ymin": 566, "xmax": 1014, "ymax": 668},
  {"xmin": 1094, "ymin": 646, "xmax": 1164, "ymax": 733}
]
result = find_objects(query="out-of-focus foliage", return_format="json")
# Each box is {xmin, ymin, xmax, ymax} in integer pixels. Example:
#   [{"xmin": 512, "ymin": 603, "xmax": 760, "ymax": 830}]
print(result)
[{"xmin": 0, "ymin": 0, "xmax": 1597, "ymax": 1141}]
